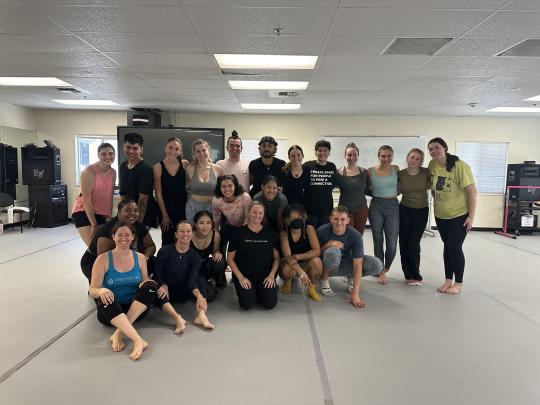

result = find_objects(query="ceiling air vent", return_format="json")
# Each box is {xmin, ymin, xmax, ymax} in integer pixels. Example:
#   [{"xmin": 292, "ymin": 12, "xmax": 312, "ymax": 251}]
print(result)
[
  {"xmin": 382, "ymin": 38, "xmax": 453, "ymax": 56},
  {"xmin": 498, "ymin": 39, "xmax": 540, "ymax": 57},
  {"xmin": 269, "ymin": 90, "xmax": 301, "ymax": 98},
  {"xmin": 57, "ymin": 87, "xmax": 81, "ymax": 94}
]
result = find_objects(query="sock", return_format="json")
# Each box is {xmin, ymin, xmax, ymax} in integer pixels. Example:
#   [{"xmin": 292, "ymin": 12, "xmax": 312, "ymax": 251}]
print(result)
[{"xmin": 320, "ymin": 279, "xmax": 330, "ymax": 289}]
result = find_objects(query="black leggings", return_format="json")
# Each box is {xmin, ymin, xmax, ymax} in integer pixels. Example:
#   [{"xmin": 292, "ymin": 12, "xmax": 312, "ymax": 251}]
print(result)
[
  {"xmin": 399, "ymin": 205, "xmax": 428, "ymax": 281},
  {"xmin": 154, "ymin": 276, "xmax": 217, "ymax": 307},
  {"xmin": 232, "ymin": 276, "xmax": 277, "ymax": 310},
  {"xmin": 95, "ymin": 280, "xmax": 157, "ymax": 326},
  {"xmin": 200, "ymin": 258, "xmax": 227, "ymax": 287},
  {"xmin": 435, "ymin": 214, "xmax": 468, "ymax": 283}
]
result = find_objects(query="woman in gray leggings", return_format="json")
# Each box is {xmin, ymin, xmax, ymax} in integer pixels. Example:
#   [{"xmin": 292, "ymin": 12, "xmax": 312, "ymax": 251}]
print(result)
[{"xmin": 368, "ymin": 145, "xmax": 400, "ymax": 284}]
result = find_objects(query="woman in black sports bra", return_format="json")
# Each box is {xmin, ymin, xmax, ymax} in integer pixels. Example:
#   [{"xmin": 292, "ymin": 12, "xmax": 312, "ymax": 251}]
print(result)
[
  {"xmin": 153, "ymin": 137, "xmax": 189, "ymax": 245},
  {"xmin": 190, "ymin": 210, "xmax": 227, "ymax": 288}
]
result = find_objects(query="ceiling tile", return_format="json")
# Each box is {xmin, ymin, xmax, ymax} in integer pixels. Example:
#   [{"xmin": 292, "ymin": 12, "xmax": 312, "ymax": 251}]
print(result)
[
  {"xmin": 466, "ymin": 11, "xmax": 540, "ymax": 37},
  {"xmin": 0, "ymin": 33, "xmax": 94, "ymax": 52},
  {"xmin": 201, "ymin": 34, "xmax": 325, "ymax": 55},
  {"xmin": 0, "ymin": 6, "xmax": 68, "ymax": 34},
  {"xmin": 0, "ymin": 52, "xmax": 117, "ymax": 67},
  {"xmin": 184, "ymin": 6, "xmax": 335, "ymax": 35},
  {"xmin": 29, "ymin": 1, "xmax": 178, "ymax": 4},
  {"xmin": 80, "ymin": 33, "xmax": 207, "ymax": 53},
  {"xmin": 36, "ymin": 5, "xmax": 194, "ymax": 33},
  {"xmin": 143, "ymin": 78, "xmax": 229, "ymax": 89},
  {"xmin": 323, "ymin": 36, "xmax": 394, "ymax": 55},
  {"xmin": 503, "ymin": 1, "xmax": 540, "ymax": 10},
  {"xmin": 341, "ymin": 0, "xmax": 508, "ymax": 9},
  {"xmin": 439, "ymin": 37, "xmax": 525, "ymax": 56},
  {"xmin": 333, "ymin": 8, "xmax": 491, "ymax": 36},
  {"xmin": 317, "ymin": 55, "xmax": 430, "ymax": 70},
  {"xmin": 180, "ymin": 0, "xmax": 339, "ymax": 6},
  {"xmin": 105, "ymin": 52, "xmax": 216, "ymax": 68},
  {"xmin": 304, "ymin": 90, "xmax": 379, "ymax": 104},
  {"xmin": 308, "ymin": 78, "xmax": 390, "ymax": 91},
  {"xmin": 421, "ymin": 56, "xmax": 540, "ymax": 71}
]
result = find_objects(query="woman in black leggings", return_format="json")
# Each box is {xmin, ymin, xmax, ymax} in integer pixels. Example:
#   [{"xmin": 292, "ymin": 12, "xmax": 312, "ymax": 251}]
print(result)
[
  {"xmin": 227, "ymin": 201, "xmax": 280, "ymax": 310},
  {"xmin": 428, "ymin": 137, "xmax": 477, "ymax": 294},
  {"xmin": 153, "ymin": 221, "xmax": 215, "ymax": 332},
  {"xmin": 89, "ymin": 222, "xmax": 156, "ymax": 361}
]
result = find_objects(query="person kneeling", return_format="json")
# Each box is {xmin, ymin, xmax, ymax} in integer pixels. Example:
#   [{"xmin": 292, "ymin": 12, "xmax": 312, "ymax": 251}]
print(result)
[
  {"xmin": 227, "ymin": 201, "xmax": 280, "ymax": 310},
  {"xmin": 153, "ymin": 221, "xmax": 215, "ymax": 333},
  {"xmin": 89, "ymin": 222, "xmax": 156, "ymax": 361},
  {"xmin": 317, "ymin": 206, "xmax": 383, "ymax": 308}
]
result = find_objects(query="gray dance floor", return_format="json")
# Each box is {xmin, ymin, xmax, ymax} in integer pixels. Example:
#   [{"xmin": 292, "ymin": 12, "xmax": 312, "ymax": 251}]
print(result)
[{"xmin": 0, "ymin": 225, "xmax": 539, "ymax": 405}]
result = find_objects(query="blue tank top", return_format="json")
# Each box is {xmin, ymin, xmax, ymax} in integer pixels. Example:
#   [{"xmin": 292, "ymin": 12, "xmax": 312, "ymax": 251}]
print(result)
[
  {"xmin": 369, "ymin": 166, "xmax": 398, "ymax": 198},
  {"xmin": 103, "ymin": 250, "xmax": 142, "ymax": 304}
]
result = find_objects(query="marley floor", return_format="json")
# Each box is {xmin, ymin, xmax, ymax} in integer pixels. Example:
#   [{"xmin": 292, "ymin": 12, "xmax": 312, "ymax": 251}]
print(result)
[{"xmin": 0, "ymin": 224, "xmax": 539, "ymax": 405}]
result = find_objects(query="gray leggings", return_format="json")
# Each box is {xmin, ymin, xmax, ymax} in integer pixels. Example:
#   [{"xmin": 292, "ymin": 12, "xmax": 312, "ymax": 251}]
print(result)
[
  {"xmin": 368, "ymin": 197, "xmax": 399, "ymax": 270},
  {"xmin": 185, "ymin": 198, "xmax": 212, "ymax": 224}
]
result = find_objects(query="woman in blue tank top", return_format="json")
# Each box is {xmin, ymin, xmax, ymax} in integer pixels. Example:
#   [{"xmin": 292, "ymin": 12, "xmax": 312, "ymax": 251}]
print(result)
[
  {"xmin": 368, "ymin": 145, "xmax": 400, "ymax": 285},
  {"xmin": 89, "ymin": 222, "xmax": 157, "ymax": 361}
]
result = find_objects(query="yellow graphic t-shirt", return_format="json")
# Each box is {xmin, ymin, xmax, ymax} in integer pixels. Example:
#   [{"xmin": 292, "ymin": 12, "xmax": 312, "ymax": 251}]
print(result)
[{"xmin": 428, "ymin": 159, "xmax": 474, "ymax": 219}]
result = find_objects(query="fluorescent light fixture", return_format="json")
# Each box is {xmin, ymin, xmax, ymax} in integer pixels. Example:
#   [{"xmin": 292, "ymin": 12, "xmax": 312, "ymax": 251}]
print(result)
[
  {"xmin": 215, "ymin": 54, "xmax": 317, "ymax": 69},
  {"xmin": 241, "ymin": 103, "xmax": 301, "ymax": 110},
  {"xmin": 229, "ymin": 81, "xmax": 308, "ymax": 90},
  {"xmin": 0, "ymin": 77, "xmax": 73, "ymax": 86},
  {"xmin": 52, "ymin": 99, "xmax": 119, "ymax": 106},
  {"xmin": 486, "ymin": 107, "xmax": 540, "ymax": 113},
  {"xmin": 524, "ymin": 95, "xmax": 540, "ymax": 101}
]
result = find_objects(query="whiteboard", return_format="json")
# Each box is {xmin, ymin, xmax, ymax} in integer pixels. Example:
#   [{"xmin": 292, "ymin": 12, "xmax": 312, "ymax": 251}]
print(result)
[{"xmin": 317, "ymin": 135, "xmax": 427, "ymax": 170}]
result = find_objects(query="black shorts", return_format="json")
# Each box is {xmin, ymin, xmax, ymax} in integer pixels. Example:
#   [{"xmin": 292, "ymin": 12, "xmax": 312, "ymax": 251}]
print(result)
[{"xmin": 71, "ymin": 211, "xmax": 107, "ymax": 228}]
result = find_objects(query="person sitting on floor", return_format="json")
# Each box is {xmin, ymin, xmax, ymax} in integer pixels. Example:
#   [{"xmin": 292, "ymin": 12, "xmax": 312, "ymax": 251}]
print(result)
[
  {"xmin": 153, "ymin": 221, "xmax": 215, "ymax": 332},
  {"xmin": 89, "ymin": 221, "xmax": 156, "ymax": 361}
]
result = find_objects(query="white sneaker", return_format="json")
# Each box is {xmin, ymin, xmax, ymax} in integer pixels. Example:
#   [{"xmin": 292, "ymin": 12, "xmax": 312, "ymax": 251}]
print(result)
[{"xmin": 321, "ymin": 286, "xmax": 335, "ymax": 297}]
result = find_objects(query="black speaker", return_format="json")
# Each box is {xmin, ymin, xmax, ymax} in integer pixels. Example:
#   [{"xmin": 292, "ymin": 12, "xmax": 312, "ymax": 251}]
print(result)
[
  {"xmin": 29, "ymin": 184, "xmax": 68, "ymax": 227},
  {"xmin": 128, "ymin": 110, "xmax": 161, "ymax": 127},
  {"xmin": 22, "ymin": 146, "xmax": 61, "ymax": 185},
  {"xmin": 0, "ymin": 143, "xmax": 18, "ymax": 199},
  {"xmin": 507, "ymin": 163, "xmax": 540, "ymax": 201}
]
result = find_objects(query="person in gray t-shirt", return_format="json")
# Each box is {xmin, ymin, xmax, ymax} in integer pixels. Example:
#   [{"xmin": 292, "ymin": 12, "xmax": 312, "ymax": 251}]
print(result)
[{"xmin": 316, "ymin": 205, "xmax": 382, "ymax": 308}]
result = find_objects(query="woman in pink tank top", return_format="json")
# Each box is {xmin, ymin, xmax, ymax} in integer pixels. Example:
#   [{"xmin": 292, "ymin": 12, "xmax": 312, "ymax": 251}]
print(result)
[{"xmin": 72, "ymin": 143, "xmax": 116, "ymax": 246}]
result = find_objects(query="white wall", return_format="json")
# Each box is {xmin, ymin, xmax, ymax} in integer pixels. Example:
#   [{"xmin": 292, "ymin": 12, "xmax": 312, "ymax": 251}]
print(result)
[
  {"xmin": 32, "ymin": 109, "xmax": 540, "ymax": 228},
  {"xmin": 35, "ymin": 109, "xmax": 127, "ymax": 210}
]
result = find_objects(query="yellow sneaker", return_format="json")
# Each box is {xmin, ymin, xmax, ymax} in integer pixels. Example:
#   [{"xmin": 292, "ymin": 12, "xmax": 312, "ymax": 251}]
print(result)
[
  {"xmin": 307, "ymin": 285, "xmax": 322, "ymax": 302},
  {"xmin": 282, "ymin": 279, "xmax": 292, "ymax": 294}
]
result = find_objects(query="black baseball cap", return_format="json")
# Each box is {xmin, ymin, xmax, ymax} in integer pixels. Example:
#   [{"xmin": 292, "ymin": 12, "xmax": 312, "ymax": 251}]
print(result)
[{"xmin": 258, "ymin": 136, "xmax": 278, "ymax": 146}]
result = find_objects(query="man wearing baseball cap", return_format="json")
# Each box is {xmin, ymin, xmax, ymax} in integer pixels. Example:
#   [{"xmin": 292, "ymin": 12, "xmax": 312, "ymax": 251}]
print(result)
[{"xmin": 248, "ymin": 136, "xmax": 286, "ymax": 198}]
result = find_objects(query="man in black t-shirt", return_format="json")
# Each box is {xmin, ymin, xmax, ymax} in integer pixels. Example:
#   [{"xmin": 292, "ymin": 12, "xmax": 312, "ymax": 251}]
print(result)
[
  {"xmin": 248, "ymin": 136, "xmax": 286, "ymax": 198},
  {"xmin": 119, "ymin": 132, "xmax": 157, "ymax": 227},
  {"xmin": 303, "ymin": 140, "xmax": 337, "ymax": 228}
]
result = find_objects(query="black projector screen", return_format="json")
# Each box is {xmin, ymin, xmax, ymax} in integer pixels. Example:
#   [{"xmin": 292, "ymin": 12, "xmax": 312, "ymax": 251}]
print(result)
[{"xmin": 117, "ymin": 126, "xmax": 225, "ymax": 167}]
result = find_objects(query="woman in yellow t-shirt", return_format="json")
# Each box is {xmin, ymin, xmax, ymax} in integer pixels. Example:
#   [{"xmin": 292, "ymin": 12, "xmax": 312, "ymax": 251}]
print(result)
[{"xmin": 428, "ymin": 137, "xmax": 477, "ymax": 294}]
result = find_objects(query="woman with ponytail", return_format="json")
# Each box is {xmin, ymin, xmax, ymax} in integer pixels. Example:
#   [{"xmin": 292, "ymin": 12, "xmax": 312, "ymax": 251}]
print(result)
[
  {"xmin": 153, "ymin": 138, "xmax": 189, "ymax": 245},
  {"xmin": 427, "ymin": 137, "xmax": 477, "ymax": 294}
]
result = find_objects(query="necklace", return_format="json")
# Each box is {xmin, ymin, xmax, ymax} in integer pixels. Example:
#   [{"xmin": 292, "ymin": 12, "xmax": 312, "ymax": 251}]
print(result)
[
  {"xmin": 193, "ymin": 231, "xmax": 210, "ymax": 250},
  {"xmin": 290, "ymin": 166, "xmax": 302, "ymax": 178}
]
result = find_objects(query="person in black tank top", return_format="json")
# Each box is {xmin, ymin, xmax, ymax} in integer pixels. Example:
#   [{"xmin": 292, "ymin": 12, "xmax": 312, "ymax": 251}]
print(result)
[
  {"xmin": 190, "ymin": 211, "xmax": 227, "ymax": 288},
  {"xmin": 279, "ymin": 204, "xmax": 323, "ymax": 302},
  {"xmin": 153, "ymin": 138, "xmax": 189, "ymax": 245}
]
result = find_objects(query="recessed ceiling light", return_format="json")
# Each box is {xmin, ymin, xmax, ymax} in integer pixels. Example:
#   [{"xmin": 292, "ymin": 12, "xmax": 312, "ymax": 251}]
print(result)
[
  {"xmin": 486, "ymin": 107, "xmax": 540, "ymax": 113},
  {"xmin": 524, "ymin": 95, "xmax": 540, "ymax": 101},
  {"xmin": 52, "ymin": 99, "xmax": 119, "ymax": 106},
  {"xmin": 241, "ymin": 103, "xmax": 301, "ymax": 110},
  {"xmin": 229, "ymin": 81, "xmax": 308, "ymax": 90},
  {"xmin": 0, "ymin": 77, "xmax": 73, "ymax": 86},
  {"xmin": 215, "ymin": 54, "xmax": 317, "ymax": 69}
]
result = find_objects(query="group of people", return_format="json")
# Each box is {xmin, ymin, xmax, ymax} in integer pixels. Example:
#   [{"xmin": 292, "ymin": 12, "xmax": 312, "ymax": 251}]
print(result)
[{"xmin": 72, "ymin": 131, "xmax": 476, "ymax": 361}]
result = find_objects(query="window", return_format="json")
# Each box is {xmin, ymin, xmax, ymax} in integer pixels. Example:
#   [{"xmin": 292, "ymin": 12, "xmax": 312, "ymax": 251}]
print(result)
[
  {"xmin": 241, "ymin": 138, "xmax": 289, "ymax": 162},
  {"xmin": 455, "ymin": 141, "xmax": 509, "ymax": 194},
  {"xmin": 75, "ymin": 135, "xmax": 118, "ymax": 186}
]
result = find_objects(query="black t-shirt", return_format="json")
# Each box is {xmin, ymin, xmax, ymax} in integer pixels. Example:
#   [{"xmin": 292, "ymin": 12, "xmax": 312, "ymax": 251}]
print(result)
[
  {"xmin": 119, "ymin": 160, "xmax": 157, "ymax": 227},
  {"xmin": 248, "ymin": 157, "xmax": 286, "ymax": 198},
  {"xmin": 228, "ymin": 225, "xmax": 277, "ymax": 280},
  {"xmin": 303, "ymin": 160, "xmax": 337, "ymax": 216},
  {"xmin": 154, "ymin": 244, "xmax": 201, "ymax": 292},
  {"xmin": 87, "ymin": 217, "xmax": 149, "ymax": 258},
  {"xmin": 280, "ymin": 169, "xmax": 308, "ymax": 207}
]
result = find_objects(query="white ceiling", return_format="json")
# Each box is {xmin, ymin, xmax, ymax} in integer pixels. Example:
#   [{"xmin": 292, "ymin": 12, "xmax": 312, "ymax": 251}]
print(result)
[{"xmin": 1, "ymin": 0, "xmax": 540, "ymax": 116}]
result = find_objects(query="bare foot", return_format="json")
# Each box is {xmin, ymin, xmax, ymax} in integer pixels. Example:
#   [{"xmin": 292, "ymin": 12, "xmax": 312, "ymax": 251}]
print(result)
[
  {"xmin": 174, "ymin": 314, "xmax": 187, "ymax": 335},
  {"xmin": 446, "ymin": 283, "xmax": 462, "ymax": 294},
  {"xmin": 194, "ymin": 312, "xmax": 215, "ymax": 330},
  {"xmin": 437, "ymin": 280, "xmax": 453, "ymax": 293},
  {"xmin": 109, "ymin": 332, "xmax": 125, "ymax": 352},
  {"xmin": 377, "ymin": 272, "xmax": 387, "ymax": 285},
  {"xmin": 129, "ymin": 338, "xmax": 148, "ymax": 361}
]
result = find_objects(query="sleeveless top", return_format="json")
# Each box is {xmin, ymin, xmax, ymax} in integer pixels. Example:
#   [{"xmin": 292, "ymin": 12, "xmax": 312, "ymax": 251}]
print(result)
[
  {"xmin": 72, "ymin": 165, "xmax": 114, "ymax": 216},
  {"xmin": 188, "ymin": 164, "xmax": 217, "ymax": 196},
  {"xmin": 287, "ymin": 227, "xmax": 311, "ymax": 255},
  {"xmin": 336, "ymin": 167, "xmax": 368, "ymax": 211},
  {"xmin": 190, "ymin": 231, "xmax": 215, "ymax": 261},
  {"xmin": 103, "ymin": 250, "xmax": 142, "ymax": 305},
  {"xmin": 369, "ymin": 166, "xmax": 398, "ymax": 198},
  {"xmin": 160, "ymin": 160, "xmax": 187, "ymax": 218}
]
